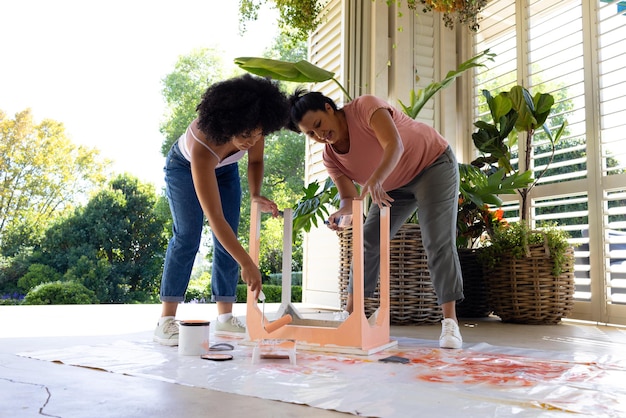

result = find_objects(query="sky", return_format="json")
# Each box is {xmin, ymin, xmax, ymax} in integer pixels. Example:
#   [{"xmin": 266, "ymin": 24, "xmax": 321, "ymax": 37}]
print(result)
[{"xmin": 0, "ymin": 0, "xmax": 278, "ymax": 189}]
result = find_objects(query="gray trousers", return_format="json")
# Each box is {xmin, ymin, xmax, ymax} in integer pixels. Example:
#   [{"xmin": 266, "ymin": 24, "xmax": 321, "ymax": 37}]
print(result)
[{"xmin": 348, "ymin": 146, "xmax": 464, "ymax": 305}]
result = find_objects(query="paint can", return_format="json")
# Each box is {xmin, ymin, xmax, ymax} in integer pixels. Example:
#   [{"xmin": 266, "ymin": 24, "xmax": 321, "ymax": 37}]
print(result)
[{"xmin": 178, "ymin": 320, "xmax": 210, "ymax": 356}]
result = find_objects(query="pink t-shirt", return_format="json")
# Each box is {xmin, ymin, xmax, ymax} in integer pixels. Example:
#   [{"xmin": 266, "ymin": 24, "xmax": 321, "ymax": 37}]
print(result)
[{"xmin": 323, "ymin": 95, "xmax": 448, "ymax": 191}]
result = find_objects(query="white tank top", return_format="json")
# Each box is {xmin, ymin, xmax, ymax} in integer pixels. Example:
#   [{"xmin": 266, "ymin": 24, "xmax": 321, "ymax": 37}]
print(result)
[{"xmin": 177, "ymin": 125, "xmax": 246, "ymax": 168}]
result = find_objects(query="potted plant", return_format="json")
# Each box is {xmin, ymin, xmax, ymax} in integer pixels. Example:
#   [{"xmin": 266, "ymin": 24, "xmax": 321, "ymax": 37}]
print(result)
[
  {"xmin": 470, "ymin": 85, "xmax": 575, "ymax": 324},
  {"xmin": 454, "ymin": 157, "xmax": 536, "ymax": 317}
]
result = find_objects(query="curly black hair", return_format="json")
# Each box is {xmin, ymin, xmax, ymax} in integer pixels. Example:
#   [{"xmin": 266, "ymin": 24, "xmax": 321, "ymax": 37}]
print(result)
[
  {"xmin": 286, "ymin": 87, "xmax": 338, "ymax": 133},
  {"xmin": 196, "ymin": 74, "xmax": 289, "ymax": 145}
]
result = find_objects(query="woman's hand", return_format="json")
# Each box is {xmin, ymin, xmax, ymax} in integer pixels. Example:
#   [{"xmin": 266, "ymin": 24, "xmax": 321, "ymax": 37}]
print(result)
[
  {"xmin": 361, "ymin": 178, "xmax": 394, "ymax": 208},
  {"xmin": 326, "ymin": 208, "xmax": 353, "ymax": 231},
  {"xmin": 240, "ymin": 262, "xmax": 262, "ymax": 300},
  {"xmin": 252, "ymin": 195, "xmax": 279, "ymax": 217}
]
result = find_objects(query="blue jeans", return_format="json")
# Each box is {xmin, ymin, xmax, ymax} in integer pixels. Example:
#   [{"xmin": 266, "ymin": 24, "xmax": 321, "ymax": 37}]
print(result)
[
  {"xmin": 348, "ymin": 146, "xmax": 464, "ymax": 305},
  {"xmin": 160, "ymin": 142, "xmax": 241, "ymax": 303}
]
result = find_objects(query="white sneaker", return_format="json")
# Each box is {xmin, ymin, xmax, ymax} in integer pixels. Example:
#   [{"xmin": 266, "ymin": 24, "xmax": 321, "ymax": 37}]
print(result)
[
  {"xmin": 439, "ymin": 318, "xmax": 462, "ymax": 349},
  {"xmin": 153, "ymin": 317, "xmax": 179, "ymax": 346},
  {"xmin": 214, "ymin": 316, "xmax": 247, "ymax": 335}
]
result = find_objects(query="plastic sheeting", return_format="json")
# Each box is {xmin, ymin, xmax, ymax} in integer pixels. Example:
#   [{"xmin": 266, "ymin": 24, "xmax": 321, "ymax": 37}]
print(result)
[{"xmin": 18, "ymin": 335, "xmax": 626, "ymax": 417}]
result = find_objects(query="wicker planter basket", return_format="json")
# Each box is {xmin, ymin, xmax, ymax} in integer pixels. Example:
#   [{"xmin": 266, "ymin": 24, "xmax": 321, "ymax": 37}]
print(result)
[
  {"xmin": 338, "ymin": 224, "xmax": 442, "ymax": 324},
  {"xmin": 483, "ymin": 245, "xmax": 575, "ymax": 324},
  {"xmin": 456, "ymin": 248, "xmax": 492, "ymax": 318}
]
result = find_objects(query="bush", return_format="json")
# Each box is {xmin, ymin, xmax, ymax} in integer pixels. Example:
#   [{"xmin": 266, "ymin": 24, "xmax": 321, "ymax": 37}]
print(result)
[
  {"xmin": 182, "ymin": 283, "xmax": 303, "ymax": 303},
  {"xmin": 266, "ymin": 272, "xmax": 302, "ymax": 286},
  {"xmin": 17, "ymin": 263, "xmax": 62, "ymax": 292},
  {"xmin": 24, "ymin": 281, "xmax": 98, "ymax": 305},
  {"xmin": 185, "ymin": 286, "xmax": 211, "ymax": 303},
  {"xmin": 235, "ymin": 284, "xmax": 302, "ymax": 303}
]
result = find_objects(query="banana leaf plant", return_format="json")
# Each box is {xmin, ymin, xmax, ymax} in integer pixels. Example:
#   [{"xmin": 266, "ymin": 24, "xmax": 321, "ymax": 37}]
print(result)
[{"xmin": 234, "ymin": 57, "xmax": 352, "ymax": 100}]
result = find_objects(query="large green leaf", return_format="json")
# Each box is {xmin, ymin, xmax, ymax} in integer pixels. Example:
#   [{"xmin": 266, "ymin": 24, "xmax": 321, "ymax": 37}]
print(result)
[
  {"xmin": 291, "ymin": 178, "xmax": 338, "ymax": 242},
  {"xmin": 399, "ymin": 49, "xmax": 495, "ymax": 119},
  {"xmin": 459, "ymin": 165, "xmax": 533, "ymax": 208},
  {"xmin": 234, "ymin": 57, "xmax": 335, "ymax": 83},
  {"xmin": 506, "ymin": 85, "xmax": 556, "ymax": 132},
  {"xmin": 235, "ymin": 56, "xmax": 352, "ymax": 100}
]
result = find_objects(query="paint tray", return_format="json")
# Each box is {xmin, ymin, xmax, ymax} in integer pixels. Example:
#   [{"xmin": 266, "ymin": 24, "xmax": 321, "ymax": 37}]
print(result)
[{"xmin": 252, "ymin": 339, "xmax": 296, "ymax": 365}]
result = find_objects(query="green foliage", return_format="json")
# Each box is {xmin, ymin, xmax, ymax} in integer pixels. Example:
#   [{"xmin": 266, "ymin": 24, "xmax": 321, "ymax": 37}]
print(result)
[
  {"xmin": 63, "ymin": 255, "xmax": 113, "ymax": 304},
  {"xmin": 17, "ymin": 263, "xmax": 62, "ymax": 292},
  {"xmin": 24, "ymin": 280, "xmax": 98, "ymax": 305},
  {"xmin": 292, "ymin": 178, "xmax": 339, "ymax": 240},
  {"xmin": 238, "ymin": 0, "xmax": 326, "ymax": 44},
  {"xmin": 184, "ymin": 271, "xmax": 211, "ymax": 302},
  {"xmin": 0, "ymin": 253, "xmax": 29, "ymax": 296},
  {"xmin": 238, "ymin": 1, "xmax": 487, "ymax": 44},
  {"xmin": 398, "ymin": 49, "xmax": 495, "ymax": 119},
  {"xmin": 471, "ymin": 86, "xmax": 567, "ymax": 224},
  {"xmin": 457, "ymin": 163, "xmax": 533, "ymax": 248},
  {"xmin": 184, "ymin": 287, "xmax": 210, "ymax": 303},
  {"xmin": 234, "ymin": 56, "xmax": 351, "ymax": 100},
  {"xmin": 0, "ymin": 296, "xmax": 24, "ymax": 305},
  {"xmin": 257, "ymin": 217, "xmax": 290, "ymax": 276},
  {"xmin": 239, "ymin": 130, "xmax": 306, "ymax": 271},
  {"xmin": 32, "ymin": 175, "xmax": 168, "ymax": 303},
  {"xmin": 263, "ymin": 31, "xmax": 308, "ymax": 63},
  {"xmin": 478, "ymin": 222, "xmax": 573, "ymax": 277},
  {"xmin": 184, "ymin": 282, "xmax": 303, "ymax": 303},
  {"xmin": 407, "ymin": 0, "xmax": 489, "ymax": 32},
  {"xmin": 0, "ymin": 109, "xmax": 108, "ymax": 255},
  {"xmin": 236, "ymin": 284, "xmax": 248, "ymax": 303},
  {"xmin": 235, "ymin": 283, "xmax": 302, "ymax": 303},
  {"xmin": 266, "ymin": 272, "xmax": 302, "ymax": 286},
  {"xmin": 459, "ymin": 165, "xmax": 530, "ymax": 207},
  {"xmin": 290, "ymin": 284, "xmax": 302, "ymax": 302},
  {"xmin": 235, "ymin": 56, "xmax": 334, "ymax": 82}
]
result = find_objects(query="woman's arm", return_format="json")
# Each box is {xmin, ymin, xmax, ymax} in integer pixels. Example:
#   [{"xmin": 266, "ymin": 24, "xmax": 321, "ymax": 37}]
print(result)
[
  {"xmin": 361, "ymin": 108, "xmax": 405, "ymax": 207},
  {"xmin": 247, "ymin": 138, "xmax": 278, "ymax": 216},
  {"xmin": 191, "ymin": 147, "xmax": 262, "ymax": 297}
]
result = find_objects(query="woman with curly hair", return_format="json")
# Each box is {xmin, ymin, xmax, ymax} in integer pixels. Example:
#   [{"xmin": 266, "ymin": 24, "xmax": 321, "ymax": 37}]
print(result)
[
  {"xmin": 154, "ymin": 74, "xmax": 289, "ymax": 346},
  {"xmin": 287, "ymin": 89, "xmax": 464, "ymax": 349}
]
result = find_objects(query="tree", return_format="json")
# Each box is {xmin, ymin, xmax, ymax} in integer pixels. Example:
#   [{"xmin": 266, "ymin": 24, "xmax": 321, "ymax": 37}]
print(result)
[
  {"xmin": 34, "ymin": 175, "xmax": 169, "ymax": 303},
  {"xmin": 263, "ymin": 27, "xmax": 308, "ymax": 62},
  {"xmin": 159, "ymin": 47, "xmax": 228, "ymax": 155},
  {"xmin": 0, "ymin": 109, "xmax": 108, "ymax": 254}
]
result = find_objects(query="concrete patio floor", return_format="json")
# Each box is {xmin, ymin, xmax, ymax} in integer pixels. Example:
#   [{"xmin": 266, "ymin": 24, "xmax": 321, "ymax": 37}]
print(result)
[{"xmin": 1, "ymin": 303, "xmax": 625, "ymax": 417}]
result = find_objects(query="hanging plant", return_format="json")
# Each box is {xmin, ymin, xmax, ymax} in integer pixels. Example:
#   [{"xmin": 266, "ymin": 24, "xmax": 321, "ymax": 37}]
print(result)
[
  {"xmin": 238, "ymin": 0, "xmax": 328, "ymax": 43},
  {"xmin": 239, "ymin": 1, "xmax": 488, "ymax": 44},
  {"xmin": 408, "ymin": 0, "xmax": 489, "ymax": 32}
]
